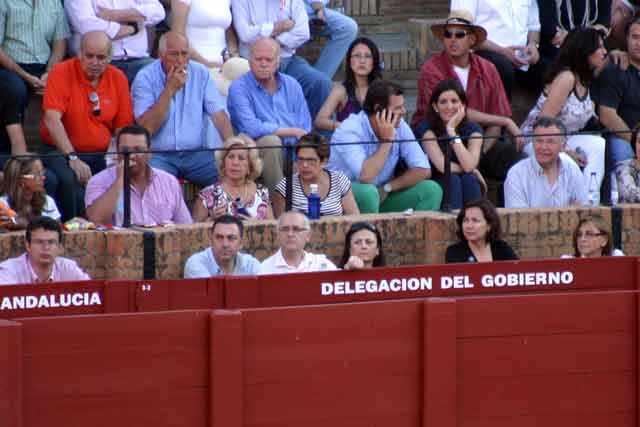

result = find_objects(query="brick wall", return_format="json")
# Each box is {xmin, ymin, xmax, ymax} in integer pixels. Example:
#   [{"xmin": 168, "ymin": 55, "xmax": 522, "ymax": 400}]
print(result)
[{"xmin": 1, "ymin": 206, "xmax": 637, "ymax": 281}]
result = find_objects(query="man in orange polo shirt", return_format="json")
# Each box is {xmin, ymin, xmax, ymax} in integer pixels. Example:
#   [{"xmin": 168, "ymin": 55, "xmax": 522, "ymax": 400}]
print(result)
[{"xmin": 41, "ymin": 31, "xmax": 133, "ymax": 221}]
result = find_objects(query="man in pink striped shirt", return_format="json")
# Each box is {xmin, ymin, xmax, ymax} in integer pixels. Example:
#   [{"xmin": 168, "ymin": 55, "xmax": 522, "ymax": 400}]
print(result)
[
  {"xmin": 85, "ymin": 124, "xmax": 193, "ymax": 226},
  {"xmin": 0, "ymin": 217, "xmax": 90, "ymax": 285}
]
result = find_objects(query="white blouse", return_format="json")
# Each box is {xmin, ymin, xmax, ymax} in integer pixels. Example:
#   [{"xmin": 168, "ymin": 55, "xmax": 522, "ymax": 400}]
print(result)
[{"xmin": 177, "ymin": 0, "xmax": 232, "ymax": 64}]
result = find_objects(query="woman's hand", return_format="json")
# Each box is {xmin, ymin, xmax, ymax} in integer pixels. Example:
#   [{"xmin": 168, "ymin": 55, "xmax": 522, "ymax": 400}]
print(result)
[
  {"xmin": 211, "ymin": 201, "xmax": 228, "ymax": 219},
  {"xmin": 566, "ymin": 149, "xmax": 588, "ymax": 168},
  {"xmin": 344, "ymin": 255, "xmax": 365, "ymax": 270},
  {"xmin": 446, "ymin": 105, "xmax": 466, "ymax": 135}
]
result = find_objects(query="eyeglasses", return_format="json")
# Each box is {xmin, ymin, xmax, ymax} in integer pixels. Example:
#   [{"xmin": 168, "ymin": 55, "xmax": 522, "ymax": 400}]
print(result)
[
  {"xmin": 296, "ymin": 156, "xmax": 320, "ymax": 166},
  {"xmin": 21, "ymin": 173, "xmax": 46, "ymax": 180},
  {"xmin": 351, "ymin": 53, "xmax": 373, "ymax": 61},
  {"xmin": 279, "ymin": 225, "xmax": 309, "ymax": 233},
  {"xmin": 31, "ymin": 238, "xmax": 59, "ymax": 247},
  {"xmin": 577, "ymin": 231, "xmax": 604, "ymax": 239},
  {"xmin": 443, "ymin": 30, "xmax": 468, "ymax": 39}
]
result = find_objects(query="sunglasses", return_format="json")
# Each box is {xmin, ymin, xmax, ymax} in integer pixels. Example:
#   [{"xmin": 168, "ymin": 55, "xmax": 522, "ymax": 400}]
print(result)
[{"xmin": 443, "ymin": 30, "xmax": 468, "ymax": 39}]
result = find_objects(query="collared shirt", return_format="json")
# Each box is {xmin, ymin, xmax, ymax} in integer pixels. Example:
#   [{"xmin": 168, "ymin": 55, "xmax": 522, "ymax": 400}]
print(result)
[
  {"xmin": 504, "ymin": 156, "xmax": 587, "ymax": 208},
  {"xmin": 132, "ymin": 59, "xmax": 226, "ymax": 151},
  {"xmin": 260, "ymin": 249, "xmax": 337, "ymax": 275},
  {"xmin": 65, "ymin": 0, "xmax": 165, "ymax": 59},
  {"xmin": 411, "ymin": 51, "xmax": 511, "ymax": 129},
  {"xmin": 328, "ymin": 111, "xmax": 430, "ymax": 187},
  {"xmin": 0, "ymin": 253, "xmax": 90, "ymax": 285},
  {"xmin": 41, "ymin": 58, "xmax": 134, "ymax": 152},
  {"xmin": 591, "ymin": 62, "xmax": 640, "ymax": 130},
  {"xmin": 451, "ymin": 0, "xmax": 540, "ymax": 48},
  {"xmin": 184, "ymin": 247, "xmax": 261, "ymax": 278},
  {"xmin": 231, "ymin": 0, "xmax": 310, "ymax": 58},
  {"xmin": 0, "ymin": 0, "xmax": 70, "ymax": 64},
  {"xmin": 228, "ymin": 71, "xmax": 311, "ymax": 145},
  {"xmin": 85, "ymin": 165, "xmax": 193, "ymax": 226}
]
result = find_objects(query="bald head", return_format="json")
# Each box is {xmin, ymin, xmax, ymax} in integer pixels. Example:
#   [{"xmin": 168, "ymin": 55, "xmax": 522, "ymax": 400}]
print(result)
[
  {"xmin": 159, "ymin": 31, "xmax": 190, "ymax": 55},
  {"xmin": 80, "ymin": 31, "xmax": 112, "ymax": 57},
  {"xmin": 79, "ymin": 31, "xmax": 112, "ymax": 82},
  {"xmin": 249, "ymin": 37, "xmax": 280, "ymax": 84}
]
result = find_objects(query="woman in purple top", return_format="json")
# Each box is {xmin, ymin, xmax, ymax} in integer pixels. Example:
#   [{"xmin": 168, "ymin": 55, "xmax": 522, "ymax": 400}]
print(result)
[{"xmin": 314, "ymin": 37, "xmax": 383, "ymax": 132}]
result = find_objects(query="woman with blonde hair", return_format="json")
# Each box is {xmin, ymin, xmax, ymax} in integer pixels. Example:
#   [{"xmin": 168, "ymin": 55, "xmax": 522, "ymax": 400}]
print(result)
[
  {"xmin": 0, "ymin": 154, "xmax": 60, "ymax": 229},
  {"xmin": 193, "ymin": 134, "xmax": 273, "ymax": 221}
]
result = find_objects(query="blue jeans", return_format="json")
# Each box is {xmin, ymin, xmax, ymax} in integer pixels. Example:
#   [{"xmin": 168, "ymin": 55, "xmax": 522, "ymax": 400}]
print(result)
[
  {"xmin": 435, "ymin": 173, "xmax": 482, "ymax": 210},
  {"xmin": 149, "ymin": 150, "xmax": 218, "ymax": 187},
  {"xmin": 280, "ymin": 56, "xmax": 332, "ymax": 119},
  {"xmin": 304, "ymin": 3, "xmax": 358, "ymax": 78},
  {"xmin": 111, "ymin": 57, "xmax": 154, "ymax": 86},
  {"xmin": 609, "ymin": 136, "xmax": 635, "ymax": 165}
]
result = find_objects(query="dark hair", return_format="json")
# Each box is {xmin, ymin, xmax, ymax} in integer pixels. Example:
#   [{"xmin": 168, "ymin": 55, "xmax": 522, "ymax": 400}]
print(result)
[
  {"xmin": 26, "ymin": 216, "xmax": 63, "ymax": 244},
  {"xmin": 362, "ymin": 80, "xmax": 404, "ymax": 115},
  {"xmin": 545, "ymin": 27, "xmax": 604, "ymax": 86},
  {"xmin": 0, "ymin": 154, "xmax": 46, "ymax": 218},
  {"xmin": 572, "ymin": 215, "xmax": 612, "ymax": 257},
  {"xmin": 344, "ymin": 37, "xmax": 383, "ymax": 98},
  {"xmin": 212, "ymin": 214, "xmax": 244, "ymax": 237},
  {"xmin": 425, "ymin": 78, "xmax": 468, "ymax": 137},
  {"xmin": 532, "ymin": 116, "xmax": 568, "ymax": 139},
  {"xmin": 295, "ymin": 132, "xmax": 330, "ymax": 161},
  {"xmin": 455, "ymin": 198, "xmax": 501, "ymax": 243},
  {"xmin": 625, "ymin": 15, "xmax": 640, "ymax": 39},
  {"xmin": 116, "ymin": 124, "xmax": 151, "ymax": 149},
  {"xmin": 338, "ymin": 221, "xmax": 386, "ymax": 268}
]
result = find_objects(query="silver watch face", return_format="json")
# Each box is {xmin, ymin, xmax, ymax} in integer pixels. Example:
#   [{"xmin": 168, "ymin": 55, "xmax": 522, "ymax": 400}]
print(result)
[{"xmin": 68, "ymin": 154, "xmax": 79, "ymax": 161}]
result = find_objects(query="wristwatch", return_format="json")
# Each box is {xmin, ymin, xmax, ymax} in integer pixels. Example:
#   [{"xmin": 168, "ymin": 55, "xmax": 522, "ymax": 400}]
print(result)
[
  {"xmin": 383, "ymin": 183, "xmax": 393, "ymax": 193},
  {"xmin": 67, "ymin": 152, "xmax": 79, "ymax": 161}
]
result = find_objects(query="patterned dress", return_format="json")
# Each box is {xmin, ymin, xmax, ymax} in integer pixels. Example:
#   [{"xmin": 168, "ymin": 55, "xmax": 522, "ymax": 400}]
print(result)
[{"xmin": 198, "ymin": 181, "xmax": 270, "ymax": 219}]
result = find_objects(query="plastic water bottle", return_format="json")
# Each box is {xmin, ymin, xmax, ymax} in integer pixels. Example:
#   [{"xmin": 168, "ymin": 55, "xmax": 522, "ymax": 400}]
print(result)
[
  {"xmin": 587, "ymin": 172, "xmax": 599, "ymax": 206},
  {"xmin": 308, "ymin": 184, "xmax": 320, "ymax": 219}
]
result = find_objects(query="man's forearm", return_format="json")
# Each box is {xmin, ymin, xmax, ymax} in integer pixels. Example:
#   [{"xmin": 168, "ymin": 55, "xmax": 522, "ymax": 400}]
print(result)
[
  {"xmin": 44, "ymin": 112, "xmax": 75, "ymax": 154},
  {"xmin": 86, "ymin": 180, "xmax": 123, "ymax": 224},
  {"xmin": 47, "ymin": 39, "xmax": 67, "ymax": 71},
  {"xmin": 6, "ymin": 124, "xmax": 28, "ymax": 155},
  {"xmin": 466, "ymin": 108, "xmax": 509, "ymax": 128},
  {"xmin": 137, "ymin": 89, "xmax": 173, "ymax": 135},
  {"xmin": 388, "ymin": 167, "xmax": 429, "ymax": 191},
  {"xmin": 0, "ymin": 49, "xmax": 27, "ymax": 79},
  {"xmin": 212, "ymin": 111, "xmax": 233, "ymax": 141},
  {"xmin": 476, "ymin": 38, "xmax": 505, "ymax": 54},
  {"xmin": 359, "ymin": 144, "xmax": 393, "ymax": 183},
  {"xmin": 600, "ymin": 108, "xmax": 631, "ymax": 141},
  {"xmin": 527, "ymin": 31, "xmax": 540, "ymax": 45},
  {"xmin": 103, "ymin": 8, "xmax": 145, "ymax": 23}
]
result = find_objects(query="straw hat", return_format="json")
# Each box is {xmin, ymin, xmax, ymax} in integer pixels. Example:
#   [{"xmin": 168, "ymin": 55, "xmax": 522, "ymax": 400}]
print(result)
[
  {"xmin": 430, "ymin": 9, "xmax": 487, "ymax": 47},
  {"xmin": 211, "ymin": 56, "xmax": 250, "ymax": 97}
]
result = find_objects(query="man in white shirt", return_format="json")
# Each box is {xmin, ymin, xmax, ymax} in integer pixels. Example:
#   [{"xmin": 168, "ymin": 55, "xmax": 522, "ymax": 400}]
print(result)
[
  {"xmin": 231, "ymin": 0, "xmax": 332, "ymax": 118},
  {"xmin": 504, "ymin": 116, "xmax": 587, "ymax": 208},
  {"xmin": 184, "ymin": 215, "xmax": 261, "ymax": 278},
  {"xmin": 65, "ymin": 0, "xmax": 166, "ymax": 84},
  {"xmin": 450, "ymin": 0, "xmax": 548, "ymax": 98},
  {"xmin": 260, "ymin": 211, "xmax": 337, "ymax": 274}
]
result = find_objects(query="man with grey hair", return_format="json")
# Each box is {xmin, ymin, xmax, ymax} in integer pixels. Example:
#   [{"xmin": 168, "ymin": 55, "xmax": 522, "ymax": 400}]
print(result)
[
  {"xmin": 504, "ymin": 116, "xmax": 587, "ymax": 208},
  {"xmin": 132, "ymin": 31, "xmax": 233, "ymax": 187},
  {"xmin": 41, "ymin": 31, "xmax": 134, "ymax": 221},
  {"xmin": 260, "ymin": 211, "xmax": 337, "ymax": 274}
]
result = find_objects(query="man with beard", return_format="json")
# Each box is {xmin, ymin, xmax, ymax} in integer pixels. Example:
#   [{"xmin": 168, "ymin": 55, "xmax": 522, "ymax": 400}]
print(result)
[{"xmin": 84, "ymin": 124, "xmax": 192, "ymax": 226}]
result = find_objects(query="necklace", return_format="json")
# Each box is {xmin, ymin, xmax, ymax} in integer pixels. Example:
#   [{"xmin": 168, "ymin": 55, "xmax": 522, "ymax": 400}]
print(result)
[{"xmin": 223, "ymin": 180, "xmax": 248, "ymax": 203}]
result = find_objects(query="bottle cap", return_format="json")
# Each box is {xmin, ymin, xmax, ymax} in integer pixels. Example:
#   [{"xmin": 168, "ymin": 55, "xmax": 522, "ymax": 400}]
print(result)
[{"xmin": 310, "ymin": 183, "xmax": 319, "ymax": 193}]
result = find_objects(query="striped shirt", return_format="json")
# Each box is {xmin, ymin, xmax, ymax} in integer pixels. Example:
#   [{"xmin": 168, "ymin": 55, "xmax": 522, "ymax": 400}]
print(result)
[
  {"xmin": 275, "ymin": 169, "xmax": 351, "ymax": 216},
  {"xmin": 0, "ymin": 0, "xmax": 70, "ymax": 64}
]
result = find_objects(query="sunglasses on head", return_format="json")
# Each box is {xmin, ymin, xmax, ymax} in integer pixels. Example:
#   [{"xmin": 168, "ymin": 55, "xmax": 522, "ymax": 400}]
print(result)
[{"xmin": 443, "ymin": 30, "xmax": 468, "ymax": 39}]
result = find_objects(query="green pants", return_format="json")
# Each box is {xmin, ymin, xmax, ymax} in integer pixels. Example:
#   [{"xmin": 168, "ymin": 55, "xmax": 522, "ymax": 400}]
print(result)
[{"xmin": 351, "ymin": 180, "xmax": 443, "ymax": 213}]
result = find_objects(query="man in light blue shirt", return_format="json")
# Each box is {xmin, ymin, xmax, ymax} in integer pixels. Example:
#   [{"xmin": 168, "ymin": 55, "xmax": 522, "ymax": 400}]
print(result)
[
  {"xmin": 184, "ymin": 215, "xmax": 261, "ymax": 278},
  {"xmin": 132, "ymin": 32, "xmax": 233, "ymax": 187},
  {"xmin": 505, "ymin": 116, "xmax": 588, "ymax": 208},
  {"xmin": 228, "ymin": 37, "xmax": 312, "ymax": 191},
  {"xmin": 231, "ymin": 0, "xmax": 331, "ymax": 118},
  {"xmin": 329, "ymin": 80, "xmax": 443, "ymax": 213}
]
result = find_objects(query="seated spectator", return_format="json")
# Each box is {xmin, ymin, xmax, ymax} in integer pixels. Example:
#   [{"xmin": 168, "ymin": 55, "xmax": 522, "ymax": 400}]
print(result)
[
  {"xmin": 505, "ymin": 116, "xmax": 587, "ymax": 208},
  {"xmin": 562, "ymin": 215, "xmax": 624, "ymax": 258},
  {"xmin": 451, "ymin": 0, "xmax": 549, "ymax": 99},
  {"xmin": 521, "ymin": 27, "xmax": 607, "ymax": 193},
  {"xmin": 610, "ymin": 0, "xmax": 636, "ymax": 48},
  {"xmin": 228, "ymin": 37, "xmax": 311, "ymax": 191},
  {"xmin": 615, "ymin": 126, "xmax": 640, "ymax": 202},
  {"xmin": 133, "ymin": 32, "xmax": 233, "ymax": 187},
  {"xmin": 65, "ymin": 0, "xmax": 165, "ymax": 85},
  {"xmin": 0, "ymin": 216, "xmax": 90, "ymax": 284},
  {"xmin": 260, "ymin": 210, "xmax": 337, "ymax": 274},
  {"xmin": 445, "ymin": 198, "xmax": 518, "ymax": 263},
  {"xmin": 0, "ymin": 0, "xmax": 69, "ymax": 152},
  {"xmin": 0, "ymin": 154, "xmax": 61, "ymax": 229},
  {"xmin": 170, "ymin": 0, "xmax": 250, "ymax": 98},
  {"xmin": 184, "ymin": 215, "xmax": 261, "ymax": 277},
  {"xmin": 315, "ymin": 37, "xmax": 383, "ymax": 133},
  {"xmin": 85, "ymin": 124, "xmax": 192, "ymax": 226},
  {"xmin": 538, "ymin": 0, "xmax": 611, "ymax": 59},
  {"xmin": 421, "ymin": 79, "xmax": 483, "ymax": 209},
  {"xmin": 338, "ymin": 221, "xmax": 385, "ymax": 270},
  {"xmin": 592, "ymin": 16, "xmax": 640, "ymax": 171},
  {"xmin": 231, "ymin": 0, "xmax": 332, "ymax": 118},
  {"xmin": 303, "ymin": 0, "xmax": 357, "ymax": 78},
  {"xmin": 328, "ymin": 80, "xmax": 443, "ymax": 213},
  {"xmin": 412, "ymin": 10, "xmax": 522, "ymax": 183},
  {"xmin": 272, "ymin": 133, "xmax": 358, "ymax": 218},
  {"xmin": 41, "ymin": 31, "xmax": 134, "ymax": 221},
  {"xmin": 192, "ymin": 134, "xmax": 273, "ymax": 221}
]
